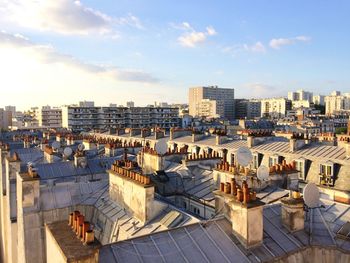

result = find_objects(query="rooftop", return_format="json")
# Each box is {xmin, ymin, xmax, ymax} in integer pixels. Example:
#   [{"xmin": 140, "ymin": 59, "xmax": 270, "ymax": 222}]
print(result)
[{"xmin": 46, "ymin": 221, "xmax": 101, "ymax": 261}]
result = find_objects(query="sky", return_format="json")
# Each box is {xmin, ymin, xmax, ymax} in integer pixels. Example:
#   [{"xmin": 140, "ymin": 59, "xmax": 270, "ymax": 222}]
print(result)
[{"xmin": 0, "ymin": 0, "xmax": 349, "ymax": 110}]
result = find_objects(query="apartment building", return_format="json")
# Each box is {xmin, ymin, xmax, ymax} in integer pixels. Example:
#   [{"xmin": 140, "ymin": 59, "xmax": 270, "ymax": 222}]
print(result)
[
  {"xmin": 35, "ymin": 106, "xmax": 62, "ymax": 128},
  {"xmin": 325, "ymin": 91, "xmax": 350, "ymax": 115},
  {"xmin": 189, "ymin": 86, "xmax": 235, "ymax": 119},
  {"xmin": 312, "ymin": 95, "xmax": 325, "ymax": 105},
  {"xmin": 234, "ymin": 99, "xmax": 261, "ymax": 119},
  {"xmin": 261, "ymin": 98, "xmax": 292, "ymax": 118},
  {"xmin": 0, "ymin": 108, "xmax": 12, "ymax": 130},
  {"xmin": 288, "ymin": 89, "xmax": 313, "ymax": 102},
  {"xmin": 62, "ymin": 105, "xmax": 180, "ymax": 131}
]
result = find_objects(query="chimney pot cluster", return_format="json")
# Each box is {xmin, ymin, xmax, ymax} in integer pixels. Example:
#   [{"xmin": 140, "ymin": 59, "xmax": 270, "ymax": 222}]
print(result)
[
  {"xmin": 68, "ymin": 211, "xmax": 94, "ymax": 245},
  {"xmin": 219, "ymin": 179, "xmax": 257, "ymax": 204},
  {"xmin": 111, "ymin": 161, "xmax": 151, "ymax": 185},
  {"xmin": 216, "ymin": 161, "xmax": 244, "ymax": 175},
  {"xmin": 142, "ymin": 146, "xmax": 160, "ymax": 156},
  {"xmin": 269, "ymin": 160, "xmax": 296, "ymax": 173},
  {"xmin": 186, "ymin": 150, "xmax": 220, "ymax": 161},
  {"xmin": 240, "ymin": 129, "xmax": 273, "ymax": 137},
  {"xmin": 166, "ymin": 145, "xmax": 188, "ymax": 155}
]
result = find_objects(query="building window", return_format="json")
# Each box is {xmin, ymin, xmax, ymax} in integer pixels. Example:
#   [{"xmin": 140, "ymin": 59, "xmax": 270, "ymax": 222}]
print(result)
[
  {"xmin": 295, "ymin": 158, "xmax": 306, "ymax": 180},
  {"xmin": 319, "ymin": 162, "xmax": 335, "ymax": 186},
  {"xmin": 269, "ymin": 155, "xmax": 281, "ymax": 167},
  {"xmin": 251, "ymin": 152, "xmax": 262, "ymax": 169}
]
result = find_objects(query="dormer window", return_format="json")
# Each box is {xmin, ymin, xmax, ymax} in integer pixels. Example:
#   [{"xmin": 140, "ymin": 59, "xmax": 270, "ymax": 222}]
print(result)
[
  {"xmin": 319, "ymin": 161, "xmax": 335, "ymax": 186},
  {"xmin": 251, "ymin": 152, "xmax": 262, "ymax": 169},
  {"xmin": 295, "ymin": 158, "xmax": 307, "ymax": 180},
  {"xmin": 269, "ymin": 154, "xmax": 282, "ymax": 167}
]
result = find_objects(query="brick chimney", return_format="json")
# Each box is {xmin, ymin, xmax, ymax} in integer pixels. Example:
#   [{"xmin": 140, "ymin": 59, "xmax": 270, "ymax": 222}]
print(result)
[
  {"xmin": 247, "ymin": 136, "xmax": 254, "ymax": 148},
  {"xmin": 83, "ymin": 139, "xmax": 96, "ymax": 151},
  {"xmin": 215, "ymin": 135, "xmax": 227, "ymax": 145},
  {"xmin": 44, "ymin": 145, "xmax": 54, "ymax": 163},
  {"xmin": 281, "ymin": 191, "xmax": 305, "ymax": 232},
  {"xmin": 214, "ymin": 180, "xmax": 264, "ymax": 248},
  {"xmin": 289, "ymin": 138, "xmax": 305, "ymax": 153},
  {"xmin": 109, "ymin": 161, "xmax": 158, "ymax": 223},
  {"xmin": 17, "ymin": 167, "xmax": 40, "ymax": 210}
]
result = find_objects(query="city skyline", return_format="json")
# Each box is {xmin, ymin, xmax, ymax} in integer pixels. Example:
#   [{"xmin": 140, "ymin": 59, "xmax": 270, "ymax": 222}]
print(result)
[{"xmin": 1, "ymin": 1, "xmax": 350, "ymax": 109}]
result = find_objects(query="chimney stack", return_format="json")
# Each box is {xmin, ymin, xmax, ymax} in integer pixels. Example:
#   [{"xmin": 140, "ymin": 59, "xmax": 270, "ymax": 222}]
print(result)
[
  {"xmin": 247, "ymin": 136, "xmax": 254, "ymax": 148},
  {"xmin": 281, "ymin": 191, "xmax": 305, "ymax": 232},
  {"xmin": 214, "ymin": 180, "xmax": 264, "ymax": 248}
]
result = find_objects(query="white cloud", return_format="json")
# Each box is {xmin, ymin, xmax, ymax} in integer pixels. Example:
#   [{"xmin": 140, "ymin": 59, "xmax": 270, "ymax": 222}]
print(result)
[
  {"xmin": 269, "ymin": 35, "xmax": 311, "ymax": 49},
  {"xmin": 0, "ymin": 31, "xmax": 173, "ymax": 108},
  {"xmin": 243, "ymin": 83, "xmax": 284, "ymax": 98},
  {"xmin": 222, "ymin": 41, "xmax": 266, "ymax": 56},
  {"xmin": 0, "ymin": 0, "xmax": 143, "ymax": 36},
  {"xmin": 176, "ymin": 23, "xmax": 217, "ymax": 48},
  {"xmin": 244, "ymin": 41, "xmax": 266, "ymax": 53},
  {"xmin": 0, "ymin": 31, "xmax": 158, "ymax": 83}
]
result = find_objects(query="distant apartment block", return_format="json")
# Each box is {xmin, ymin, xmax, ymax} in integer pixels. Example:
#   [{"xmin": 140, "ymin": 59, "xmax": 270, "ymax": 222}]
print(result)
[
  {"xmin": 126, "ymin": 101, "xmax": 135, "ymax": 108},
  {"xmin": 288, "ymin": 89, "xmax": 313, "ymax": 102},
  {"xmin": 312, "ymin": 95, "xmax": 325, "ymax": 105},
  {"xmin": 189, "ymin": 86, "xmax": 235, "ymax": 119},
  {"xmin": 62, "ymin": 105, "xmax": 180, "ymax": 131},
  {"xmin": 325, "ymin": 91, "xmax": 350, "ymax": 115},
  {"xmin": 35, "ymin": 106, "xmax": 62, "ymax": 128},
  {"xmin": 261, "ymin": 98, "xmax": 292, "ymax": 118},
  {"xmin": 234, "ymin": 99, "xmax": 261, "ymax": 119},
  {"xmin": 0, "ymin": 108, "xmax": 12, "ymax": 129},
  {"xmin": 79, "ymin": 101, "xmax": 95, "ymax": 107}
]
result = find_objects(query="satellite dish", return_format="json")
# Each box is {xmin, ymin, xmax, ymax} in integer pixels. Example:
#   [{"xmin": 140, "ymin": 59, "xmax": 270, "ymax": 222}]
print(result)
[
  {"xmin": 154, "ymin": 138, "xmax": 167, "ymax": 155},
  {"xmin": 52, "ymin": 141, "xmax": 61, "ymax": 150},
  {"xmin": 78, "ymin": 143, "xmax": 85, "ymax": 151},
  {"xmin": 303, "ymin": 183, "xmax": 320, "ymax": 208},
  {"xmin": 63, "ymin": 147, "xmax": 72, "ymax": 157},
  {"xmin": 257, "ymin": 165, "xmax": 269, "ymax": 181},
  {"xmin": 236, "ymin": 147, "xmax": 253, "ymax": 167}
]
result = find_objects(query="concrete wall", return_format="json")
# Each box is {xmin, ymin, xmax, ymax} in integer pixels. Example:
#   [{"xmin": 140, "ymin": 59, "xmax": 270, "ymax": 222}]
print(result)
[
  {"xmin": 45, "ymin": 226, "xmax": 66, "ymax": 263},
  {"xmin": 109, "ymin": 171, "xmax": 158, "ymax": 223}
]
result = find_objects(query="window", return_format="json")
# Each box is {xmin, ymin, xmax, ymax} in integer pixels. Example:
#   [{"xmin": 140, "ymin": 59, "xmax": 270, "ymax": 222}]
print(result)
[
  {"xmin": 269, "ymin": 155, "xmax": 280, "ymax": 167},
  {"xmin": 319, "ymin": 162, "xmax": 335, "ymax": 186},
  {"xmin": 320, "ymin": 163, "xmax": 333, "ymax": 176},
  {"xmin": 251, "ymin": 152, "xmax": 262, "ymax": 169},
  {"xmin": 295, "ymin": 159, "xmax": 306, "ymax": 180}
]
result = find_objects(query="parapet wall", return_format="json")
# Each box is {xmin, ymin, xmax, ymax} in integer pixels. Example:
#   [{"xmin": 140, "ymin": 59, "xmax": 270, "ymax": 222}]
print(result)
[{"xmin": 274, "ymin": 246, "xmax": 350, "ymax": 263}]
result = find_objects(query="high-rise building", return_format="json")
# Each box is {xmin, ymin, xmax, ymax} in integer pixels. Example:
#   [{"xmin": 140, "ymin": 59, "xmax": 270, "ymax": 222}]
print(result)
[
  {"xmin": 234, "ymin": 99, "xmax": 261, "ymax": 119},
  {"xmin": 35, "ymin": 106, "xmax": 62, "ymax": 128},
  {"xmin": 261, "ymin": 98, "xmax": 292, "ymax": 118},
  {"xmin": 61, "ymin": 105, "xmax": 180, "ymax": 131},
  {"xmin": 325, "ymin": 91, "xmax": 350, "ymax": 115},
  {"xmin": 288, "ymin": 89, "xmax": 313, "ymax": 102},
  {"xmin": 79, "ymin": 101, "xmax": 95, "ymax": 107},
  {"xmin": 312, "ymin": 95, "xmax": 325, "ymax": 105},
  {"xmin": 126, "ymin": 101, "xmax": 135, "ymax": 108},
  {"xmin": 189, "ymin": 86, "xmax": 235, "ymax": 119}
]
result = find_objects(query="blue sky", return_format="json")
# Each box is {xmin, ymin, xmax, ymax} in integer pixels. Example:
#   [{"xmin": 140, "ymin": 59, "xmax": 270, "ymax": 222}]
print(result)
[{"xmin": 0, "ymin": 0, "xmax": 349, "ymax": 109}]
